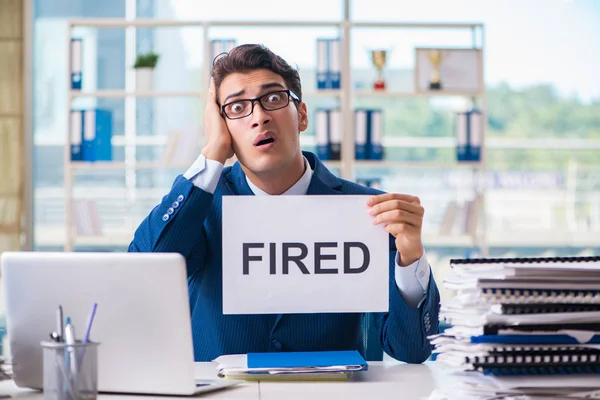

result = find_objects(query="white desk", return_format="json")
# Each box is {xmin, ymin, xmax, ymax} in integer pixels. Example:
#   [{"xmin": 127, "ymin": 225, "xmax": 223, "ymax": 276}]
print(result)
[{"xmin": 0, "ymin": 361, "xmax": 448, "ymax": 400}]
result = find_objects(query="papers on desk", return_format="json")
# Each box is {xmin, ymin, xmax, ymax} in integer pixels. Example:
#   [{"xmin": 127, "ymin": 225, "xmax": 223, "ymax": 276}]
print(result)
[
  {"xmin": 429, "ymin": 373, "xmax": 600, "ymax": 399},
  {"xmin": 213, "ymin": 350, "xmax": 368, "ymax": 381},
  {"xmin": 428, "ymin": 256, "xmax": 600, "ymax": 399}
]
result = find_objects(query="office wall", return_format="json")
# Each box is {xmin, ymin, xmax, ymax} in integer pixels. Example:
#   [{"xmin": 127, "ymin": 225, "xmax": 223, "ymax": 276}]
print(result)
[{"xmin": 0, "ymin": 0, "xmax": 24, "ymax": 255}]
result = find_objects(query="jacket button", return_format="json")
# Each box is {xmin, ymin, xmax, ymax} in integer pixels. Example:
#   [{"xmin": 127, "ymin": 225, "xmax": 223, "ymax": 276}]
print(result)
[
  {"xmin": 167, "ymin": 207, "xmax": 175, "ymax": 215},
  {"xmin": 162, "ymin": 214, "xmax": 169, "ymax": 222},
  {"xmin": 272, "ymin": 339, "xmax": 282, "ymax": 350},
  {"xmin": 172, "ymin": 201, "xmax": 180, "ymax": 209},
  {"xmin": 177, "ymin": 195, "xmax": 185, "ymax": 202}
]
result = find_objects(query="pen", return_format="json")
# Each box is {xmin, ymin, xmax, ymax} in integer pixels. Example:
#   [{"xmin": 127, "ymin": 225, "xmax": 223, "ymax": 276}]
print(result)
[
  {"xmin": 57, "ymin": 305, "xmax": 64, "ymax": 342},
  {"xmin": 82, "ymin": 303, "xmax": 97, "ymax": 344},
  {"xmin": 64, "ymin": 317, "xmax": 78, "ymax": 375}
]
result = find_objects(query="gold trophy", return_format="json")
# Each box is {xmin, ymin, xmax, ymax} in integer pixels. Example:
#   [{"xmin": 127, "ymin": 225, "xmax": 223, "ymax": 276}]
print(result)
[
  {"xmin": 371, "ymin": 49, "xmax": 388, "ymax": 90},
  {"xmin": 428, "ymin": 49, "xmax": 443, "ymax": 90}
]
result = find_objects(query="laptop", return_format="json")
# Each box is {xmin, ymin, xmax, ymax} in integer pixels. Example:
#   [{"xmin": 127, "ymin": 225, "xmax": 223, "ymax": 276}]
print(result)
[{"xmin": 1, "ymin": 251, "xmax": 240, "ymax": 395}]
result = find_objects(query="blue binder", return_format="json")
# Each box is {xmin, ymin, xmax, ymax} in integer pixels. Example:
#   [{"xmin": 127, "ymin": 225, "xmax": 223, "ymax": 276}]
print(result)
[
  {"xmin": 82, "ymin": 109, "xmax": 113, "ymax": 162},
  {"xmin": 471, "ymin": 334, "xmax": 600, "ymax": 345},
  {"xmin": 368, "ymin": 109, "xmax": 384, "ymax": 160},
  {"xmin": 315, "ymin": 108, "xmax": 329, "ymax": 160},
  {"xmin": 354, "ymin": 109, "xmax": 368, "ymax": 160},
  {"xmin": 456, "ymin": 111, "xmax": 469, "ymax": 161},
  {"xmin": 247, "ymin": 350, "xmax": 368, "ymax": 371},
  {"xmin": 70, "ymin": 110, "xmax": 83, "ymax": 161},
  {"xmin": 329, "ymin": 38, "xmax": 341, "ymax": 89},
  {"xmin": 468, "ymin": 108, "xmax": 482, "ymax": 162},
  {"xmin": 316, "ymin": 38, "xmax": 341, "ymax": 90},
  {"xmin": 316, "ymin": 39, "xmax": 328, "ymax": 90},
  {"xmin": 70, "ymin": 38, "xmax": 82, "ymax": 90}
]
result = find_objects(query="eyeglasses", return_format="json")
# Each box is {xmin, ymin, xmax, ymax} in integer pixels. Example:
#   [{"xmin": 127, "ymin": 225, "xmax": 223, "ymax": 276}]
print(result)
[{"xmin": 220, "ymin": 89, "xmax": 300, "ymax": 120}]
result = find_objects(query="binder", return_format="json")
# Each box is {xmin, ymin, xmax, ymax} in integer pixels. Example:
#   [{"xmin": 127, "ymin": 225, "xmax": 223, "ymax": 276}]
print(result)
[
  {"xmin": 354, "ymin": 109, "xmax": 368, "ymax": 160},
  {"xmin": 329, "ymin": 109, "xmax": 341, "ymax": 160},
  {"xmin": 70, "ymin": 110, "xmax": 83, "ymax": 161},
  {"xmin": 247, "ymin": 350, "xmax": 368, "ymax": 371},
  {"xmin": 369, "ymin": 109, "xmax": 384, "ymax": 160},
  {"xmin": 316, "ymin": 38, "xmax": 341, "ymax": 90},
  {"xmin": 70, "ymin": 38, "xmax": 82, "ymax": 90},
  {"xmin": 492, "ymin": 303, "xmax": 600, "ymax": 315},
  {"xmin": 315, "ymin": 109, "xmax": 329, "ymax": 160},
  {"xmin": 451, "ymin": 255, "xmax": 600, "ymax": 265},
  {"xmin": 214, "ymin": 350, "xmax": 368, "ymax": 380},
  {"xmin": 316, "ymin": 39, "xmax": 328, "ymax": 90},
  {"xmin": 469, "ymin": 345, "xmax": 600, "ymax": 376},
  {"xmin": 210, "ymin": 39, "xmax": 236, "ymax": 77},
  {"xmin": 477, "ymin": 288, "xmax": 600, "ymax": 305},
  {"xmin": 82, "ymin": 109, "xmax": 113, "ymax": 162},
  {"xmin": 456, "ymin": 111, "xmax": 468, "ymax": 161},
  {"xmin": 471, "ymin": 333, "xmax": 600, "ymax": 345},
  {"xmin": 469, "ymin": 109, "xmax": 483, "ymax": 162},
  {"xmin": 329, "ymin": 39, "xmax": 341, "ymax": 89}
]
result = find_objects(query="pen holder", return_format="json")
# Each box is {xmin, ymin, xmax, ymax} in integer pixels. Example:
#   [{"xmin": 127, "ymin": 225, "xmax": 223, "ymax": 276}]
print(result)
[{"xmin": 41, "ymin": 340, "xmax": 100, "ymax": 400}]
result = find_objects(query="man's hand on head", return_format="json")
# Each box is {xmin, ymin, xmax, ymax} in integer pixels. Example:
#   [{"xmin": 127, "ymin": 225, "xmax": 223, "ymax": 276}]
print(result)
[
  {"xmin": 367, "ymin": 193, "xmax": 425, "ymax": 266},
  {"xmin": 201, "ymin": 79, "xmax": 235, "ymax": 164}
]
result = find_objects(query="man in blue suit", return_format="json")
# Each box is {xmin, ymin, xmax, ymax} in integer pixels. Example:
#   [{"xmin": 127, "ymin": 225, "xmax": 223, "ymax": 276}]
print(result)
[{"xmin": 129, "ymin": 44, "xmax": 440, "ymax": 363}]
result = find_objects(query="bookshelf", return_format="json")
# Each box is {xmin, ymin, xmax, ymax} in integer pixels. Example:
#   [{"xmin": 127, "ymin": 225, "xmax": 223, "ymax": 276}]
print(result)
[{"xmin": 63, "ymin": 8, "xmax": 487, "ymax": 253}]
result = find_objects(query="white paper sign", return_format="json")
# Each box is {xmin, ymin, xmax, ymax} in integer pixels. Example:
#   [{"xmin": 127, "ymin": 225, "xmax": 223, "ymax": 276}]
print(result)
[{"xmin": 222, "ymin": 195, "xmax": 390, "ymax": 314}]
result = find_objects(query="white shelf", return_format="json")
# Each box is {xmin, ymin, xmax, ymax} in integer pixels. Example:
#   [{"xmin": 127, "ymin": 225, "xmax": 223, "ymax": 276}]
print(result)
[
  {"xmin": 353, "ymin": 160, "xmax": 482, "ymax": 169},
  {"xmin": 353, "ymin": 90, "xmax": 482, "ymax": 98},
  {"xmin": 301, "ymin": 135, "xmax": 464, "ymax": 150},
  {"xmin": 304, "ymin": 90, "xmax": 343, "ymax": 97},
  {"xmin": 70, "ymin": 90, "xmax": 203, "ymax": 98},
  {"xmin": 75, "ymin": 235, "xmax": 133, "ymax": 247},
  {"xmin": 487, "ymin": 231, "xmax": 600, "ymax": 248},
  {"xmin": 350, "ymin": 21, "xmax": 483, "ymax": 29},
  {"xmin": 70, "ymin": 161, "xmax": 192, "ymax": 170},
  {"xmin": 322, "ymin": 161, "xmax": 342, "ymax": 169},
  {"xmin": 67, "ymin": 18, "xmax": 482, "ymax": 29},
  {"xmin": 382, "ymin": 137, "xmax": 455, "ymax": 148},
  {"xmin": 70, "ymin": 89, "xmax": 342, "ymax": 99},
  {"xmin": 68, "ymin": 18, "xmax": 343, "ymax": 28},
  {"xmin": 423, "ymin": 234, "xmax": 476, "ymax": 247}
]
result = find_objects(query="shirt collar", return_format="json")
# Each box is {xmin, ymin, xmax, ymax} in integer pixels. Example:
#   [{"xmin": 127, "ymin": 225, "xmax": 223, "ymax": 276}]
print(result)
[{"xmin": 246, "ymin": 156, "xmax": 313, "ymax": 196}]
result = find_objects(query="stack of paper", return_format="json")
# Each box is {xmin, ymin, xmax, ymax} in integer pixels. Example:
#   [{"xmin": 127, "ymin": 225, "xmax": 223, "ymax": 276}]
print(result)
[
  {"xmin": 213, "ymin": 350, "xmax": 368, "ymax": 381},
  {"xmin": 429, "ymin": 373, "xmax": 600, "ymax": 399},
  {"xmin": 428, "ymin": 256, "xmax": 600, "ymax": 399}
]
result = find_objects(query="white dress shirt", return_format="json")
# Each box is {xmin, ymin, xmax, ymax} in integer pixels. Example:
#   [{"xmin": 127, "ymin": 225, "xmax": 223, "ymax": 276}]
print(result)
[{"xmin": 183, "ymin": 154, "xmax": 431, "ymax": 307}]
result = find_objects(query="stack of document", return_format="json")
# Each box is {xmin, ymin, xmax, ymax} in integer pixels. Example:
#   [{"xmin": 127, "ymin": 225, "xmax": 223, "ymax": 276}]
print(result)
[
  {"xmin": 428, "ymin": 373, "xmax": 600, "ymax": 399},
  {"xmin": 428, "ymin": 256, "xmax": 600, "ymax": 399},
  {"xmin": 213, "ymin": 350, "xmax": 368, "ymax": 381}
]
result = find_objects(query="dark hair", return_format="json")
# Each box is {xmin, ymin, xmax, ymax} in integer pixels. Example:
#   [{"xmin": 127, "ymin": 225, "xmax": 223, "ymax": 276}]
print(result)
[{"xmin": 212, "ymin": 44, "xmax": 302, "ymax": 104}]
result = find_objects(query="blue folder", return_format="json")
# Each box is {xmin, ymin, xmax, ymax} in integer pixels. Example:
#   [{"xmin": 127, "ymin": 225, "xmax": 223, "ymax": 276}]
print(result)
[
  {"xmin": 247, "ymin": 350, "xmax": 368, "ymax": 371},
  {"xmin": 471, "ymin": 334, "xmax": 600, "ymax": 345}
]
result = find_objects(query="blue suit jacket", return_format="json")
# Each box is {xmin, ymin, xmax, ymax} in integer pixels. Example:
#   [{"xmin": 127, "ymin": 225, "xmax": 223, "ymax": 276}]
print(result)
[{"xmin": 129, "ymin": 151, "xmax": 440, "ymax": 362}]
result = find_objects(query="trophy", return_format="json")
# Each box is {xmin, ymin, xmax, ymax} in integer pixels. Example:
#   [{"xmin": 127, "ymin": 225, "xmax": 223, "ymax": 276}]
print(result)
[
  {"xmin": 428, "ymin": 49, "xmax": 443, "ymax": 90},
  {"xmin": 371, "ymin": 49, "xmax": 388, "ymax": 90}
]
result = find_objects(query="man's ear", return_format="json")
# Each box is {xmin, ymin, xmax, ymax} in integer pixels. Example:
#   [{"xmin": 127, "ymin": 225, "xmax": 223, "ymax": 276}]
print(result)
[{"xmin": 298, "ymin": 102, "xmax": 308, "ymax": 132}]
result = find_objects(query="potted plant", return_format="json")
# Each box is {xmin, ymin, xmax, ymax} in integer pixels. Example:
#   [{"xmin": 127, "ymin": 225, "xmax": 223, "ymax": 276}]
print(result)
[{"xmin": 133, "ymin": 51, "xmax": 159, "ymax": 91}]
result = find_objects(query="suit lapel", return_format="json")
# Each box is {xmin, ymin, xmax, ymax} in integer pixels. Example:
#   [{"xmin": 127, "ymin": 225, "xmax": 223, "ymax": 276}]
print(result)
[
  {"xmin": 305, "ymin": 151, "xmax": 343, "ymax": 195},
  {"xmin": 225, "ymin": 162, "xmax": 254, "ymax": 196}
]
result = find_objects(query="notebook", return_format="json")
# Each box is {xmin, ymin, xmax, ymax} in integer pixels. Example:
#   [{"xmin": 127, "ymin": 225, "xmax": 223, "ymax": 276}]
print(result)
[{"xmin": 449, "ymin": 255, "xmax": 600, "ymax": 269}]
